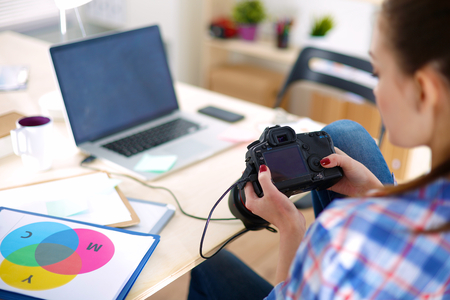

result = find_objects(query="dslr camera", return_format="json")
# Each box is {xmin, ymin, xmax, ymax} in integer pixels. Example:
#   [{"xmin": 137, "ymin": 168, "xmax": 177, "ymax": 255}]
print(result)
[{"xmin": 229, "ymin": 125, "xmax": 343, "ymax": 230}]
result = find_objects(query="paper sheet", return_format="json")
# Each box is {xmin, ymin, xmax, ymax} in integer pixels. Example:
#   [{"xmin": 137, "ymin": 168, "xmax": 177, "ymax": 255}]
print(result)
[
  {"xmin": 0, "ymin": 173, "xmax": 131, "ymax": 226},
  {"xmin": 0, "ymin": 209, "xmax": 156, "ymax": 300}
]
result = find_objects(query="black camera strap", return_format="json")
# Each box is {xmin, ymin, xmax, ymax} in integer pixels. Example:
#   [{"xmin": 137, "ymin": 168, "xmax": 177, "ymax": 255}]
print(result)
[{"xmin": 237, "ymin": 164, "xmax": 256, "ymax": 190}]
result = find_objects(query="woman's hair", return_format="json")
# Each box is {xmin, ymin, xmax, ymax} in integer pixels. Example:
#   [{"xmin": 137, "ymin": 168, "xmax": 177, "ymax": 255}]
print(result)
[
  {"xmin": 380, "ymin": 0, "xmax": 450, "ymax": 80},
  {"xmin": 377, "ymin": 0, "xmax": 450, "ymax": 197}
]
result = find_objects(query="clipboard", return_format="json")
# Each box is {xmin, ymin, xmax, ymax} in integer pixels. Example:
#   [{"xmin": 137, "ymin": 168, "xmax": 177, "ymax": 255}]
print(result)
[
  {"xmin": 0, "ymin": 171, "xmax": 139, "ymax": 227},
  {"xmin": 0, "ymin": 207, "xmax": 159, "ymax": 300}
]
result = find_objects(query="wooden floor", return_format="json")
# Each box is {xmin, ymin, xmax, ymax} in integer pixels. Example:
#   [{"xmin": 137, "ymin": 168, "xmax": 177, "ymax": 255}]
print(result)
[{"xmin": 148, "ymin": 205, "xmax": 316, "ymax": 299}]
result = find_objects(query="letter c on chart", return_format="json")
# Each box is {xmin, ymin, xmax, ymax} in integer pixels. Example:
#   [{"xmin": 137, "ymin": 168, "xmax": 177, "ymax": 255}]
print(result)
[{"xmin": 20, "ymin": 231, "xmax": 32, "ymax": 238}]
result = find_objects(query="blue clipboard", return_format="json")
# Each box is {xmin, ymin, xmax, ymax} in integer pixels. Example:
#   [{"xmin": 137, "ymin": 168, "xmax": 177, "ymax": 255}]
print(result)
[{"xmin": 0, "ymin": 207, "xmax": 160, "ymax": 300}]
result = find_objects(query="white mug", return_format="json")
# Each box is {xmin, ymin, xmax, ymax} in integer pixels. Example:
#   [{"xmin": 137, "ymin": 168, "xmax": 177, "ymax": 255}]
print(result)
[{"xmin": 10, "ymin": 116, "xmax": 53, "ymax": 171}]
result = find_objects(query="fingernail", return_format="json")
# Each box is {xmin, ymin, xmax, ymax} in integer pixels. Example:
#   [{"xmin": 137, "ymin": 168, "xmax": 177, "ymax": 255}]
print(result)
[
  {"xmin": 320, "ymin": 158, "xmax": 331, "ymax": 166},
  {"xmin": 259, "ymin": 164, "xmax": 267, "ymax": 173}
]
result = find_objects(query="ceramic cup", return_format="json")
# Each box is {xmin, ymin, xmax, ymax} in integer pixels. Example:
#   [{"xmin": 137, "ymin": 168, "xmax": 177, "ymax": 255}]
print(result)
[{"xmin": 10, "ymin": 116, "xmax": 53, "ymax": 171}]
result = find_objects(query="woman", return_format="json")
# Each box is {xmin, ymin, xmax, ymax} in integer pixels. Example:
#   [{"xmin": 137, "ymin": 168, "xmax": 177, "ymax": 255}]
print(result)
[{"xmin": 189, "ymin": 0, "xmax": 450, "ymax": 298}]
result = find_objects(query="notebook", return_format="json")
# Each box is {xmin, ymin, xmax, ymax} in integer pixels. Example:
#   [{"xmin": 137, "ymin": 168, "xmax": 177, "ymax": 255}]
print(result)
[{"xmin": 49, "ymin": 25, "xmax": 235, "ymax": 180}]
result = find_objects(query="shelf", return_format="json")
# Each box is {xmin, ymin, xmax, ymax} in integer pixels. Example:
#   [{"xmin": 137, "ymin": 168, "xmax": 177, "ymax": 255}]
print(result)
[{"xmin": 205, "ymin": 37, "xmax": 300, "ymax": 65}]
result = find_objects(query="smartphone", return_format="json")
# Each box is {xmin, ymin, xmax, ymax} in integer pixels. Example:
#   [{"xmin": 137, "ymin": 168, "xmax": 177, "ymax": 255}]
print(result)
[{"xmin": 198, "ymin": 106, "xmax": 245, "ymax": 123}]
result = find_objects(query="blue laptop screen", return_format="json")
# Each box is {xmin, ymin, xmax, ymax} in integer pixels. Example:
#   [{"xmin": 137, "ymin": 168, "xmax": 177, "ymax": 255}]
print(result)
[{"xmin": 50, "ymin": 25, "xmax": 179, "ymax": 144}]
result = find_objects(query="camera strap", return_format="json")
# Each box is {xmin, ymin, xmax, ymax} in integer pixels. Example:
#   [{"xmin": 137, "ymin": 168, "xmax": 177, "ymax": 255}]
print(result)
[{"xmin": 237, "ymin": 164, "xmax": 257, "ymax": 190}]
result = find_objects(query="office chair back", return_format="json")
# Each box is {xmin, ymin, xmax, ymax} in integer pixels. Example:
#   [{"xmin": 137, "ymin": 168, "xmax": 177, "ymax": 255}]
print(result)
[{"xmin": 274, "ymin": 47, "xmax": 385, "ymax": 146}]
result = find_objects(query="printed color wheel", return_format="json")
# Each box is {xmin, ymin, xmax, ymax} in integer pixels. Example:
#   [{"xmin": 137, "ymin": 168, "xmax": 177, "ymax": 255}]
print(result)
[{"xmin": 0, "ymin": 222, "xmax": 115, "ymax": 290}]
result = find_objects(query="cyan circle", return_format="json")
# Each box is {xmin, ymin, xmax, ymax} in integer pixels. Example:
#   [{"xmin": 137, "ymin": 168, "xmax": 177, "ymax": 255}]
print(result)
[{"xmin": 1, "ymin": 222, "xmax": 73, "ymax": 259}]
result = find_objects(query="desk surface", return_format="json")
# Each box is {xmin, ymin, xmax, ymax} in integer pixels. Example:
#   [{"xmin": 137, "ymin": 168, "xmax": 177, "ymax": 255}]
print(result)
[{"xmin": 0, "ymin": 31, "xmax": 296, "ymax": 299}]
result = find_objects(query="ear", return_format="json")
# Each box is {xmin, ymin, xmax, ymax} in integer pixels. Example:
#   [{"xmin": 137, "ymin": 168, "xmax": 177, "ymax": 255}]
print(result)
[{"xmin": 414, "ymin": 65, "xmax": 442, "ymax": 113}]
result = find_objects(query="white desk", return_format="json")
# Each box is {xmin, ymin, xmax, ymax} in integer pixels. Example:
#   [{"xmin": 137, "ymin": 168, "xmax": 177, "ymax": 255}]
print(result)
[{"xmin": 0, "ymin": 31, "xmax": 291, "ymax": 299}]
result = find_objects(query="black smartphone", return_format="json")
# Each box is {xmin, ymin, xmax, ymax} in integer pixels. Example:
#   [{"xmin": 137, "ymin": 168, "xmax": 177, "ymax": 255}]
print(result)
[{"xmin": 198, "ymin": 106, "xmax": 245, "ymax": 123}]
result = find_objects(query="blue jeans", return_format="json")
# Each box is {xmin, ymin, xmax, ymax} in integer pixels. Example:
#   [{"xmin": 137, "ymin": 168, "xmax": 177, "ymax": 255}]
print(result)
[
  {"xmin": 188, "ymin": 249, "xmax": 273, "ymax": 300},
  {"xmin": 311, "ymin": 120, "xmax": 394, "ymax": 217},
  {"xmin": 188, "ymin": 120, "xmax": 394, "ymax": 300}
]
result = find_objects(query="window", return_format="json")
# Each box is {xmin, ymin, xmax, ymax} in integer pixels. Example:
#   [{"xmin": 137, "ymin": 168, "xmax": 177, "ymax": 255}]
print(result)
[{"xmin": 0, "ymin": 0, "xmax": 59, "ymax": 30}]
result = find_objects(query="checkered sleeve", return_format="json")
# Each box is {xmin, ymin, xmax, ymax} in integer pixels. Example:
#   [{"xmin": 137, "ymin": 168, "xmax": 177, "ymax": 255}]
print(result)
[
  {"xmin": 267, "ymin": 190, "xmax": 450, "ymax": 299},
  {"xmin": 266, "ymin": 215, "xmax": 335, "ymax": 300}
]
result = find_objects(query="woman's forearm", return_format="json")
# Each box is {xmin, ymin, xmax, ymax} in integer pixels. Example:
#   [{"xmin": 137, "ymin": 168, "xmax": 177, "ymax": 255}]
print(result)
[{"xmin": 275, "ymin": 212, "xmax": 305, "ymax": 284}]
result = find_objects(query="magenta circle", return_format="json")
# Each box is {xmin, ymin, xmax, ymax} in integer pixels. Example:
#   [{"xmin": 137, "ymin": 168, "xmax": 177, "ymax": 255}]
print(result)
[{"xmin": 74, "ymin": 229, "xmax": 115, "ymax": 274}]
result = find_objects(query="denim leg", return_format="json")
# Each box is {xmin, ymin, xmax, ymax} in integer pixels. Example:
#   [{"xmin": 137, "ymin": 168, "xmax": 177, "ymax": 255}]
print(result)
[
  {"xmin": 188, "ymin": 249, "xmax": 273, "ymax": 300},
  {"xmin": 312, "ymin": 119, "xmax": 394, "ymax": 217}
]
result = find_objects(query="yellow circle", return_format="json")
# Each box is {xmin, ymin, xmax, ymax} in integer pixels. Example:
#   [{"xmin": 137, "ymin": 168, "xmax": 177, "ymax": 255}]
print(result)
[{"xmin": 0, "ymin": 259, "xmax": 76, "ymax": 290}]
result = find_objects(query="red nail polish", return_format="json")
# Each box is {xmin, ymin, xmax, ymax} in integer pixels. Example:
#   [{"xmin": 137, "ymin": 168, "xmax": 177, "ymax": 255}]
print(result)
[
  {"xmin": 259, "ymin": 164, "xmax": 267, "ymax": 172},
  {"xmin": 320, "ymin": 158, "xmax": 331, "ymax": 166}
]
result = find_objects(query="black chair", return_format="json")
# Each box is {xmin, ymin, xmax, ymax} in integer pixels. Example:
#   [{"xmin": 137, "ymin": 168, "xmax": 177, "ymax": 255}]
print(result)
[
  {"xmin": 274, "ymin": 46, "xmax": 385, "ymax": 146},
  {"xmin": 276, "ymin": 47, "xmax": 385, "ymax": 210}
]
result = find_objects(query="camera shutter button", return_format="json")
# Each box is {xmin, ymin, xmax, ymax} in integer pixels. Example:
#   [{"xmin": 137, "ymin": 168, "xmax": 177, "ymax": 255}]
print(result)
[
  {"xmin": 247, "ymin": 140, "xmax": 260, "ymax": 149},
  {"xmin": 302, "ymin": 144, "xmax": 309, "ymax": 150}
]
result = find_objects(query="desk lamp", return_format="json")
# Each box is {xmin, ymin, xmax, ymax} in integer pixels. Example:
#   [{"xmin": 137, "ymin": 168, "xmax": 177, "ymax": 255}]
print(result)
[{"xmin": 54, "ymin": 0, "xmax": 92, "ymax": 41}]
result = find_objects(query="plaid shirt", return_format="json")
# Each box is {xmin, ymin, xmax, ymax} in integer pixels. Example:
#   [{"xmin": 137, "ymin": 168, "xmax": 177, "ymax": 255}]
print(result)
[{"xmin": 267, "ymin": 178, "xmax": 450, "ymax": 300}]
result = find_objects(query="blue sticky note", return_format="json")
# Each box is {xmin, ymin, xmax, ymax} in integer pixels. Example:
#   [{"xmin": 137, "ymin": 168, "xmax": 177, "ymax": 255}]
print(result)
[
  {"xmin": 46, "ymin": 199, "xmax": 89, "ymax": 218},
  {"xmin": 134, "ymin": 154, "xmax": 178, "ymax": 173}
]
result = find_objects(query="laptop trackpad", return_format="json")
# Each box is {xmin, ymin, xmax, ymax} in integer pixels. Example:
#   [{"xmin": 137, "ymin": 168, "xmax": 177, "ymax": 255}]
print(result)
[{"xmin": 165, "ymin": 140, "xmax": 210, "ymax": 158}]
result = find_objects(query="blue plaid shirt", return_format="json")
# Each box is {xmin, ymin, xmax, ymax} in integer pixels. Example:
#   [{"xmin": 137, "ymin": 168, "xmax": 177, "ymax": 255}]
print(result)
[{"xmin": 267, "ymin": 178, "xmax": 450, "ymax": 299}]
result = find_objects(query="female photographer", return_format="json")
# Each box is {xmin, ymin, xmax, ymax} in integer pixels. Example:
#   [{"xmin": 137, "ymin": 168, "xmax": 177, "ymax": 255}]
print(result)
[{"xmin": 189, "ymin": 0, "xmax": 450, "ymax": 298}]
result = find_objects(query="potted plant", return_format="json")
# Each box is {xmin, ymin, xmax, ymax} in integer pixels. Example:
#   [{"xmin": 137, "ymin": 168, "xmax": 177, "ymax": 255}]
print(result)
[
  {"xmin": 232, "ymin": 0, "xmax": 266, "ymax": 41},
  {"xmin": 310, "ymin": 14, "xmax": 335, "ymax": 37}
]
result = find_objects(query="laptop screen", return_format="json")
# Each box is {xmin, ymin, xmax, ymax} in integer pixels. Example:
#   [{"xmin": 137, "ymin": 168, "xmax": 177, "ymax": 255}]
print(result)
[{"xmin": 50, "ymin": 25, "xmax": 179, "ymax": 144}]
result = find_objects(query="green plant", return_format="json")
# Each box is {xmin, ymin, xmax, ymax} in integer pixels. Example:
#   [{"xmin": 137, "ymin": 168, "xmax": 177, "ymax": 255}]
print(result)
[
  {"xmin": 310, "ymin": 15, "xmax": 335, "ymax": 36},
  {"xmin": 232, "ymin": 0, "xmax": 266, "ymax": 24}
]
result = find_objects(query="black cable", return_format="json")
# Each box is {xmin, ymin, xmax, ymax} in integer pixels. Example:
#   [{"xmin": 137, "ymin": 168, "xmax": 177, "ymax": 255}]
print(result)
[
  {"xmin": 80, "ymin": 156, "xmax": 237, "ymax": 221},
  {"xmin": 80, "ymin": 156, "xmax": 269, "ymax": 259},
  {"xmin": 199, "ymin": 178, "xmax": 249, "ymax": 259}
]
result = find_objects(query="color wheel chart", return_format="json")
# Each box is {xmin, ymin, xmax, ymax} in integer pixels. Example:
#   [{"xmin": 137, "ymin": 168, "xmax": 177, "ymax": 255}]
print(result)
[{"xmin": 0, "ymin": 221, "xmax": 115, "ymax": 291}]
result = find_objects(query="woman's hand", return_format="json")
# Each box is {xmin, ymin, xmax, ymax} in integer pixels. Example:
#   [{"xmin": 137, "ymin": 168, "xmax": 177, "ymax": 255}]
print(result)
[
  {"xmin": 244, "ymin": 164, "xmax": 306, "ymax": 284},
  {"xmin": 320, "ymin": 147, "xmax": 384, "ymax": 197},
  {"xmin": 244, "ymin": 165, "xmax": 305, "ymax": 233}
]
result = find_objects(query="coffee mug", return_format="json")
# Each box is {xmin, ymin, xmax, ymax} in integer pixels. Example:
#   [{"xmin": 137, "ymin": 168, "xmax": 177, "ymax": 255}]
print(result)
[{"xmin": 10, "ymin": 116, "xmax": 53, "ymax": 171}]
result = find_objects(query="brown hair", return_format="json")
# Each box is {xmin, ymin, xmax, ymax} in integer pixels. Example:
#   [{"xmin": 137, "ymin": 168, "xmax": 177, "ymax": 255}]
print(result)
[
  {"xmin": 380, "ymin": 0, "xmax": 450, "ymax": 80},
  {"xmin": 376, "ymin": 0, "xmax": 450, "ymax": 231}
]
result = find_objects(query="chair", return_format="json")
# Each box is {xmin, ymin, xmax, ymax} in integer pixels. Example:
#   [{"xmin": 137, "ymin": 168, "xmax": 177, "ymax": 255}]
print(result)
[
  {"xmin": 274, "ymin": 46, "xmax": 386, "ymax": 146},
  {"xmin": 275, "ymin": 47, "xmax": 386, "ymax": 209}
]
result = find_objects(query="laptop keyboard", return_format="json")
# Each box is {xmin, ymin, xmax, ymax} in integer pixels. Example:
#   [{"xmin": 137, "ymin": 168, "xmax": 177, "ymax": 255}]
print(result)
[{"xmin": 102, "ymin": 118, "xmax": 201, "ymax": 157}]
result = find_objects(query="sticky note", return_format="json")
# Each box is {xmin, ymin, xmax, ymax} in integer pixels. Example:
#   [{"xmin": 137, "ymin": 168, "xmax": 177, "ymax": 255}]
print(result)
[
  {"xmin": 97, "ymin": 178, "xmax": 122, "ymax": 194},
  {"xmin": 218, "ymin": 126, "xmax": 258, "ymax": 143},
  {"xmin": 134, "ymin": 154, "xmax": 177, "ymax": 173},
  {"xmin": 46, "ymin": 198, "xmax": 89, "ymax": 218}
]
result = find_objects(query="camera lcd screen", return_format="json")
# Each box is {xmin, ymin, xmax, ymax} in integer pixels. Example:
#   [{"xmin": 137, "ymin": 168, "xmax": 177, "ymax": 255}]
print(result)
[{"xmin": 263, "ymin": 145, "xmax": 308, "ymax": 183}]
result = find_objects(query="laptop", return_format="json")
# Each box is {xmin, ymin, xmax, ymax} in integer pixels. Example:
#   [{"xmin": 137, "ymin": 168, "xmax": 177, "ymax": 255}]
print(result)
[{"xmin": 49, "ymin": 25, "xmax": 235, "ymax": 180}]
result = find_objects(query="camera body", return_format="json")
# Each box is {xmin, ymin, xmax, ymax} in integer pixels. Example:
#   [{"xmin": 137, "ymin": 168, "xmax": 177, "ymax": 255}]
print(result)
[{"xmin": 229, "ymin": 125, "xmax": 343, "ymax": 230}]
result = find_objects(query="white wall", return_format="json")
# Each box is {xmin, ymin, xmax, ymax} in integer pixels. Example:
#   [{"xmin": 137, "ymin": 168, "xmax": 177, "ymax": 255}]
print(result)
[
  {"xmin": 261, "ymin": 0, "xmax": 378, "ymax": 59},
  {"xmin": 123, "ymin": 0, "xmax": 203, "ymax": 86},
  {"xmin": 85, "ymin": 0, "xmax": 377, "ymax": 86},
  {"xmin": 86, "ymin": 0, "xmax": 203, "ymax": 86}
]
